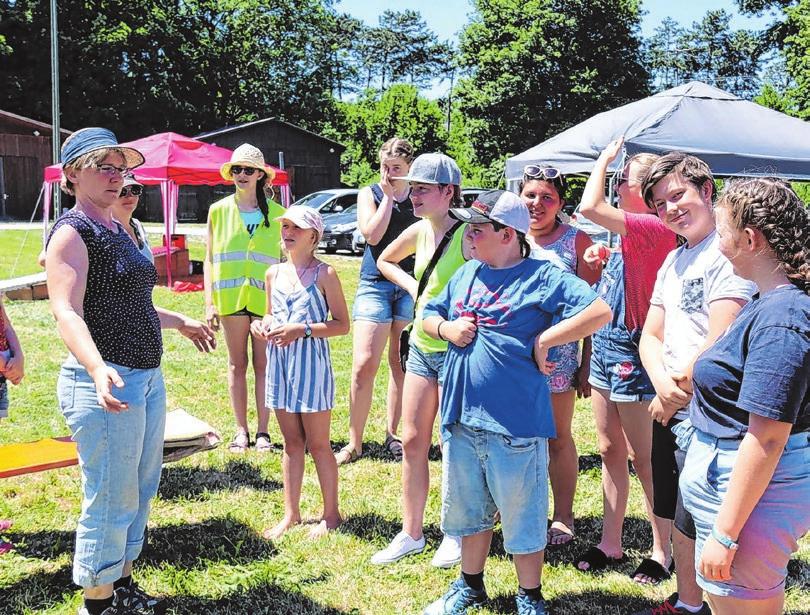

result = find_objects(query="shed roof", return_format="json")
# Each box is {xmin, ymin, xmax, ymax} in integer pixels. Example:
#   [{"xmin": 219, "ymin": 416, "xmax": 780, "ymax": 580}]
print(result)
[{"xmin": 196, "ymin": 117, "xmax": 345, "ymax": 150}]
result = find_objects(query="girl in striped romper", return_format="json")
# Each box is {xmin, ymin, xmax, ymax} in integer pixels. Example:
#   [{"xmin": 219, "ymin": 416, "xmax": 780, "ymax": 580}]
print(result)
[{"xmin": 251, "ymin": 206, "xmax": 350, "ymax": 540}]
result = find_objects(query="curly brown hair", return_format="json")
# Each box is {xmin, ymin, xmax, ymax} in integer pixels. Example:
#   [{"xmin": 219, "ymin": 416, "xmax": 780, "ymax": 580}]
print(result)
[{"xmin": 716, "ymin": 177, "xmax": 810, "ymax": 293}]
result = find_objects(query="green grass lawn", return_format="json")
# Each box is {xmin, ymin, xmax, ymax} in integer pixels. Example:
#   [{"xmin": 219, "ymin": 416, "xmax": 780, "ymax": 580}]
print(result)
[{"xmin": 0, "ymin": 247, "xmax": 807, "ymax": 614}]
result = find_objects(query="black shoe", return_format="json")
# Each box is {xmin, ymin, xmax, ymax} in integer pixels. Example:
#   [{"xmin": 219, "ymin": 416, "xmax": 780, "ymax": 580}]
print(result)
[{"xmin": 113, "ymin": 583, "xmax": 166, "ymax": 614}]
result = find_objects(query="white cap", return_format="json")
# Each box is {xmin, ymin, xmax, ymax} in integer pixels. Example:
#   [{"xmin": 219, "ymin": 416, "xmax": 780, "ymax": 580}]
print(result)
[{"xmin": 275, "ymin": 205, "xmax": 324, "ymax": 238}]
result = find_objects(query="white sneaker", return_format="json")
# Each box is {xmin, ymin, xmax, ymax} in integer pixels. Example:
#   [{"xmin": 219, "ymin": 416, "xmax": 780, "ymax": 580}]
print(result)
[
  {"xmin": 431, "ymin": 534, "xmax": 462, "ymax": 568},
  {"xmin": 371, "ymin": 530, "xmax": 425, "ymax": 564}
]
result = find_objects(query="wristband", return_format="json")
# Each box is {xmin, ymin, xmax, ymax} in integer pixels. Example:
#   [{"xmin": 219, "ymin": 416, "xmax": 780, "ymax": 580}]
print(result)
[
  {"xmin": 711, "ymin": 527, "xmax": 739, "ymax": 551},
  {"xmin": 437, "ymin": 321, "xmax": 446, "ymax": 341}
]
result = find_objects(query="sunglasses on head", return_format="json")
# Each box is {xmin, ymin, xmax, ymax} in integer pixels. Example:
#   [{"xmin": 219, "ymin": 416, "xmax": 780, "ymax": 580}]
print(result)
[
  {"xmin": 523, "ymin": 165, "xmax": 562, "ymax": 181},
  {"xmin": 230, "ymin": 165, "xmax": 258, "ymax": 176},
  {"xmin": 120, "ymin": 185, "xmax": 143, "ymax": 197}
]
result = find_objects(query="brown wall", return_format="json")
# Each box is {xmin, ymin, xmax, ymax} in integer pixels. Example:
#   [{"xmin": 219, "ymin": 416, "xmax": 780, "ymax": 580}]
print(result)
[{"xmin": 0, "ymin": 134, "xmax": 53, "ymax": 219}]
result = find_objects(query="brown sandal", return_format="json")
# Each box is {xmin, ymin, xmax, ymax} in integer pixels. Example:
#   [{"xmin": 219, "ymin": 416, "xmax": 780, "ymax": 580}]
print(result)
[{"xmin": 334, "ymin": 445, "xmax": 360, "ymax": 466}]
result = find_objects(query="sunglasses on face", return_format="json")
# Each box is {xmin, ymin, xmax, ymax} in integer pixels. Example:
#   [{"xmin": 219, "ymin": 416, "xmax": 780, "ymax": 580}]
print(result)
[
  {"xmin": 120, "ymin": 185, "xmax": 143, "ymax": 197},
  {"xmin": 523, "ymin": 165, "xmax": 561, "ymax": 181},
  {"xmin": 95, "ymin": 164, "xmax": 129, "ymax": 177},
  {"xmin": 230, "ymin": 165, "xmax": 258, "ymax": 177}
]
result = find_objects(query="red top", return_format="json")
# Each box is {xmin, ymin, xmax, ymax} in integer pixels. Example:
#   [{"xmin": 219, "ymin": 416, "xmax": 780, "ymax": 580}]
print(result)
[{"xmin": 622, "ymin": 212, "xmax": 677, "ymax": 332}]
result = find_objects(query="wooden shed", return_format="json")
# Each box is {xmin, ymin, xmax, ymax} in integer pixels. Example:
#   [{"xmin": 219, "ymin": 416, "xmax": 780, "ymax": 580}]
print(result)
[
  {"xmin": 139, "ymin": 118, "xmax": 346, "ymax": 223},
  {"xmin": 0, "ymin": 110, "xmax": 71, "ymax": 220}
]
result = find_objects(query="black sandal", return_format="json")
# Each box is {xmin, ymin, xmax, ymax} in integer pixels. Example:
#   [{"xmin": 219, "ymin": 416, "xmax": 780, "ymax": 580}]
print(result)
[
  {"xmin": 574, "ymin": 546, "xmax": 626, "ymax": 573},
  {"xmin": 384, "ymin": 434, "xmax": 403, "ymax": 462},
  {"xmin": 630, "ymin": 557, "xmax": 674, "ymax": 585}
]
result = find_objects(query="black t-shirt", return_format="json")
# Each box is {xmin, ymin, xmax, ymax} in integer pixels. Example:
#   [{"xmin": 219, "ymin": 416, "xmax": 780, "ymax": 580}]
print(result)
[
  {"xmin": 47, "ymin": 210, "xmax": 163, "ymax": 369},
  {"xmin": 359, "ymin": 183, "xmax": 417, "ymax": 281},
  {"xmin": 689, "ymin": 285, "xmax": 809, "ymax": 439}
]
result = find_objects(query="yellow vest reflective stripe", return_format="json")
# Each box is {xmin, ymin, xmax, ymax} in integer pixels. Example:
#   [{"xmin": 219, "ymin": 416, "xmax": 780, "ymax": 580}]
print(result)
[{"xmin": 209, "ymin": 195, "xmax": 286, "ymax": 315}]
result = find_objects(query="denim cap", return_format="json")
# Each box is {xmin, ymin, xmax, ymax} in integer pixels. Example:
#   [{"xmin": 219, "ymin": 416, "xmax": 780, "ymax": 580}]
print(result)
[
  {"xmin": 449, "ymin": 190, "xmax": 530, "ymax": 234},
  {"xmin": 392, "ymin": 152, "xmax": 461, "ymax": 185},
  {"xmin": 60, "ymin": 127, "xmax": 145, "ymax": 169},
  {"xmin": 275, "ymin": 205, "xmax": 324, "ymax": 238}
]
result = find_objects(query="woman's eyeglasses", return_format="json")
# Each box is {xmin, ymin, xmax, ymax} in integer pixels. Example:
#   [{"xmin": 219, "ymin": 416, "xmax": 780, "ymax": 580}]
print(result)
[
  {"xmin": 523, "ymin": 165, "xmax": 562, "ymax": 181},
  {"xmin": 120, "ymin": 185, "xmax": 143, "ymax": 197},
  {"xmin": 230, "ymin": 165, "xmax": 257, "ymax": 176},
  {"xmin": 95, "ymin": 164, "xmax": 129, "ymax": 177}
]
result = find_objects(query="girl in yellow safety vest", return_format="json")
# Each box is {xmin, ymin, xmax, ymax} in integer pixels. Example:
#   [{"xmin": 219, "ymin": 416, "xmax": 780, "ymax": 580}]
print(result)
[{"xmin": 204, "ymin": 143, "xmax": 286, "ymax": 453}]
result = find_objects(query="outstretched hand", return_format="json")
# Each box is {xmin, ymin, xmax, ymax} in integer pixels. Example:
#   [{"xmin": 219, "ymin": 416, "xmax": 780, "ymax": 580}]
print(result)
[{"xmin": 179, "ymin": 318, "xmax": 217, "ymax": 352}]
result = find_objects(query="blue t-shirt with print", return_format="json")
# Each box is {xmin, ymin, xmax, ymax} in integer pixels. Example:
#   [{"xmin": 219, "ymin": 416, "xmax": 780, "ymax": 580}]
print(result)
[
  {"xmin": 423, "ymin": 258, "xmax": 599, "ymax": 441},
  {"xmin": 689, "ymin": 285, "xmax": 810, "ymax": 439}
]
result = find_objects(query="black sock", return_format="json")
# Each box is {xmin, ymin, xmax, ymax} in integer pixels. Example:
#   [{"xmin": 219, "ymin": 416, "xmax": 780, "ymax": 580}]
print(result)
[
  {"xmin": 84, "ymin": 597, "xmax": 114, "ymax": 615},
  {"xmin": 113, "ymin": 575, "xmax": 132, "ymax": 590},
  {"xmin": 518, "ymin": 585, "xmax": 543, "ymax": 602},
  {"xmin": 462, "ymin": 571, "xmax": 485, "ymax": 592}
]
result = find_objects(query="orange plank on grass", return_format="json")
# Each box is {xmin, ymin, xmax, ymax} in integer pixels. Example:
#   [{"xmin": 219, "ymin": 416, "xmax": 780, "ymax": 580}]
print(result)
[{"xmin": 0, "ymin": 436, "xmax": 78, "ymax": 478}]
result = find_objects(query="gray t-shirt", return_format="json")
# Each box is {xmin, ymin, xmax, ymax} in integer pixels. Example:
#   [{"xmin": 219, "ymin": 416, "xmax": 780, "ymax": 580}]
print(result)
[{"xmin": 651, "ymin": 230, "xmax": 757, "ymax": 420}]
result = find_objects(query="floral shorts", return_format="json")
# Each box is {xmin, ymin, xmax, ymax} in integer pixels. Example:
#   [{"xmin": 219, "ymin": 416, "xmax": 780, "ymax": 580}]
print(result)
[{"xmin": 546, "ymin": 341, "xmax": 579, "ymax": 393}]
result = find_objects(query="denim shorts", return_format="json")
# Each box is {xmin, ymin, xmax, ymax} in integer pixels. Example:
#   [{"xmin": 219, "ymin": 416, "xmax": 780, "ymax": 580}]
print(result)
[
  {"xmin": 441, "ymin": 423, "xmax": 549, "ymax": 554},
  {"xmin": 58, "ymin": 355, "xmax": 166, "ymax": 587},
  {"xmin": 680, "ymin": 427, "xmax": 810, "ymax": 600},
  {"xmin": 0, "ymin": 380, "xmax": 8, "ymax": 419},
  {"xmin": 352, "ymin": 278, "xmax": 414, "ymax": 324},
  {"xmin": 405, "ymin": 344, "xmax": 445, "ymax": 385},
  {"xmin": 589, "ymin": 336, "xmax": 655, "ymax": 402}
]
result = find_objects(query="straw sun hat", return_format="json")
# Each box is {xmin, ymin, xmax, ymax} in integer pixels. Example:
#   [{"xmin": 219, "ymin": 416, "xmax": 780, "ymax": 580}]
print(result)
[{"xmin": 220, "ymin": 143, "xmax": 276, "ymax": 182}]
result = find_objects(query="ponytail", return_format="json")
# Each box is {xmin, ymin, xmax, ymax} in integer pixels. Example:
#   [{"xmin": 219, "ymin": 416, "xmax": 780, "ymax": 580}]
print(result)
[{"xmin": 256, "ymin": 173, "xmax": 270, "ymax": 227}]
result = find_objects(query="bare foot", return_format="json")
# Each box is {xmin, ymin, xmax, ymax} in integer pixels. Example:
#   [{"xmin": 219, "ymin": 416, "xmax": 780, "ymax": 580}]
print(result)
[
  {"xmin": 308, "ymin": 516, "xmax": 342, "ymax": 539},
  {"xmin": 263, "ymin": 516, "xmax": 301, "ymax": 540}
]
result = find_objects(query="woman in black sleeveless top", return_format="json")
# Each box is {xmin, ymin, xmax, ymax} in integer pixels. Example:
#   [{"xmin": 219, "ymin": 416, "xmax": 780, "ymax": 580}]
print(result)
[
  {"xmin": 46, "ymin": 128, "xmax": 215, "ymax": 615},
  {"xmin": 335, "ymin": 138, "xmax": 417, "ymax": 465}
]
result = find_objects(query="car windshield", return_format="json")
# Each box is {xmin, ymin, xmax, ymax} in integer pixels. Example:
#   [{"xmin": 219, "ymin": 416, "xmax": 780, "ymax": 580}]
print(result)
[{"xmin": 292, "ymin": 192, "xmax": 335, "ymax": 209}]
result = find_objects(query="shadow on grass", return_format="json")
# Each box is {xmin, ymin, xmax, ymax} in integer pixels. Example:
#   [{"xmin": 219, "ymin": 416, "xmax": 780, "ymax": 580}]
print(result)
[
  {"xmin": 6, "ymin": 517, "xmax": 275, "ymax": 569},
  {"xmin": 141, "ymin": 517, "xmax": 276, "ymax": 568},
  {"xmin": 0, "ymin": 566, "xmax": 75, "ymax": 614},
  {"xmin": 167, "ymin": 582, "xmax": 349, "ymax": 614},
  {"xmin": 330, "ymin": 439, "xmax": 443, "ymax": 463},
  {"xmin": 578, "ymin": 453, "xmax": 636, "ymax": 476},
  {"xmin": 158, "ymin": 459, "xmax": 282, "ymax": 500}
]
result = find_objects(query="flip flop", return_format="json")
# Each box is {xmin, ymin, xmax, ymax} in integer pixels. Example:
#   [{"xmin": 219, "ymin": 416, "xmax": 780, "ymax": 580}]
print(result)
[
  {"xmin": 547, "ymin": 521, "xmax": 575, "ymax": 547},
  {"xmin": 334, "ymin": 445, "xmax": 360, "ymax": 466},
  {"xmin": 0, "ymin": 540, "xmax": 13, "ymax": 555},
  {"xmin": 631, "ymin": 557, "xmax": 674, "ymax": 585},
  {"xmin": 255, "ymin": 432, "xmax": 272, "ymax": 453},
  {"xmin": 384, "ymin": 435, "xmax": 403, "ymax": 462},
  {"xmin": 228, "ymin": 432, "xmax": 250, "ymax": 453},
  {"xmin": 0, "ymin": 520, "xmax": 12, "ymax": 531},
  {"xmin": 574, "ymin": 545, "xmax": 627, "ymax": 573}
]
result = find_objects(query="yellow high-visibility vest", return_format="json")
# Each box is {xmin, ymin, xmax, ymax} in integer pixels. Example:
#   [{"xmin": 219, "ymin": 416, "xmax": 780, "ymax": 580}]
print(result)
[{"xmin": 209, "ymin": 195, "xmax": 285, "ymax": 315}]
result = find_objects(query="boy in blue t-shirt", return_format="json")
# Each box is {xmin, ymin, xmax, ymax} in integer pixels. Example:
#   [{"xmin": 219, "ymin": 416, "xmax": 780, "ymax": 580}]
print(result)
[{"xmin": 420, "ymin": 190, "xmax": 611, "ymax": 615}]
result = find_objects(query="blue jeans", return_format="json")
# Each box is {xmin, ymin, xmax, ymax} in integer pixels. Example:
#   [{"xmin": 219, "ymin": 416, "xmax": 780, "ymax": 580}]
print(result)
[
  {"xmin": 441, "ymin": 423, "xmax": 549, "ymax": 554},
  {"xmin": 679, "ymin": 426, "xmax": 810, "ymax": 600},
  {"xmin": 57, "ymin": 355, "xmax": 166, "ymax": 587},
  {"xmin": 352, "ymin": 278, "xmax": 414, "ymax": 324}
]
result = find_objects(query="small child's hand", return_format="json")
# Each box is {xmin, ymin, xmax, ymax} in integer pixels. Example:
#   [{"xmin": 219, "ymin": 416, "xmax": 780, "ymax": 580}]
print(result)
[
  {"xmin": 444, "ymin": 316, "xmax": 477, "ymax": 347},
  {"xmin": 267, "ymin": 323, "xmax": 304, "ymax": 348},
  {"xmin": 4, "ymin": 354, "xmax": 23, "ymax": 385}
]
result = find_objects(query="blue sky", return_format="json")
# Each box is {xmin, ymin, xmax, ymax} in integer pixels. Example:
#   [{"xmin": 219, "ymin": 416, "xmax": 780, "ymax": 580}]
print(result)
[
  {"xmin": 334, "ymin": 0, "xmax": 778, "ymax": 97},
  {"xmin": 335, "ymin": 0, "xmax": 776, "ymax": 41}
]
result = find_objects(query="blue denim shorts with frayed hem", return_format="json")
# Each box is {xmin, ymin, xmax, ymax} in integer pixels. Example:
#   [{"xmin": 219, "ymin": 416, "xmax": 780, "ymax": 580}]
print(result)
[
  {"xmin": 58, "ymin": 355, "xmax": 166, "ymax": 588},
  {"xmin": 680, "ymin": 427, "xmax": 810, "ymax": 600},
  {"xmin": 352, "ymin": 278, "xmax": 414, "ymax": 324},
  {"xmin": 405, "ymin": 344, "xmax": 445, "ymax": 386},
  {"xmin": 441, "ymin": 423, "xmax": 549, "ymax": 555},
  {"xmin": 589, "ymin": 336, "xmax": 655, "ymax": 402}
]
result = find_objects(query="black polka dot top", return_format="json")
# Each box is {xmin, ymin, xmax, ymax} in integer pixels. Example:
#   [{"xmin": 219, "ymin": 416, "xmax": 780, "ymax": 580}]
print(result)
[{"xmin": 48, "ymin": 210, "xmax": 163, "ymax": 369}]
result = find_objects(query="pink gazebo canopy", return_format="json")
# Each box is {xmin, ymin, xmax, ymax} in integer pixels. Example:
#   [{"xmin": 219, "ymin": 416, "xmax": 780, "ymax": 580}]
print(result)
[
  {"xmin": 41, "ymin": 132, "xmax": 290, "ymax": 287},
  {"xmin": 44, "ymin": 131, "xmax": 289, "ymax": 186}
]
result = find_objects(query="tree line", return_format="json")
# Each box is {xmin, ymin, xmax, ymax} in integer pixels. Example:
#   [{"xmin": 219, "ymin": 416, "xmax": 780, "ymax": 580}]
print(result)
[{"xmin": 0, "ymin": 0, "xmax": 806, "ymax": 189}]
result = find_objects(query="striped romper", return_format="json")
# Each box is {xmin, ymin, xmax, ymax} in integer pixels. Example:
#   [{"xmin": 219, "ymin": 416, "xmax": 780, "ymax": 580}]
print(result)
[{"xmin": 265, "ymin": 263, "xmax": 335, "ymax": 413}]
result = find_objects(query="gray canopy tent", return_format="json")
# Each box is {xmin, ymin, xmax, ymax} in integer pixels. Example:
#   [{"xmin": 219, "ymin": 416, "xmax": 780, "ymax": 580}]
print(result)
[{"xmin": 505, "ymin": 81, "xmax": 810, "ymax": 188}]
